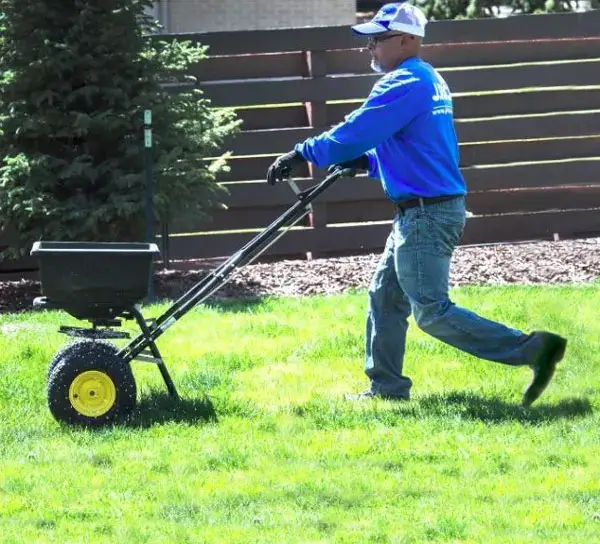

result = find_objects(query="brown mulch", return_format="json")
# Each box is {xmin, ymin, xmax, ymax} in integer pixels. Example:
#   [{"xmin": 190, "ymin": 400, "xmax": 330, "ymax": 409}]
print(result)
[{"xmin": 2, "ymin": 238, "xmax": 600, "ymax": 315}]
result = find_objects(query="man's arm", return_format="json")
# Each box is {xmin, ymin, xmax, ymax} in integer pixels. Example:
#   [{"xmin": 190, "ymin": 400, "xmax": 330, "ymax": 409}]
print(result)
[
  {"xmin": 364, "ymin": 149, "xmax": 380, "ymax": 179},
  {"xmin": 295, "ymin": 71, "xmax": 428, "ymax": 168}
]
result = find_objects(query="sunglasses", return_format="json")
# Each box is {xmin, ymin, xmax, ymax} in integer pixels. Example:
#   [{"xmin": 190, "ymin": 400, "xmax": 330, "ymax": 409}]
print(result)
[{"xmin": 367, "ymin": 33, "xmax": 408, "ymax": 46}]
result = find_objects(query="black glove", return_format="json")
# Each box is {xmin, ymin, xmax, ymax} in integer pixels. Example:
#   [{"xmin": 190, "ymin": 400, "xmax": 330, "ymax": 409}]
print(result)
[
  {"xmin": 266, "ymin": 149, "xmax": 306, "ymax": 185},
  {"xmin": 328, "ymin": 154, "xmax": 369, "ymax": 174}
]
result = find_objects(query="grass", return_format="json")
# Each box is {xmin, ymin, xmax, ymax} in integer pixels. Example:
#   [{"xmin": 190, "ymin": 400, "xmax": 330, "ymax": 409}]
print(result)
[{"xmin": 1, "ymin": 284, "xmax": 599, "ymax": 543}]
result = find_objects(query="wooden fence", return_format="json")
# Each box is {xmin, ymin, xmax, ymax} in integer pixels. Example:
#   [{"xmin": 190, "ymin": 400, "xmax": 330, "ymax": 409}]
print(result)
[
  {"xmin": 159, "ymin": 9, "xmax": 600, "ymax": 266},
  {"xmin": 2, "ymin": 10, "xmax": 600, "ymax": 272}
]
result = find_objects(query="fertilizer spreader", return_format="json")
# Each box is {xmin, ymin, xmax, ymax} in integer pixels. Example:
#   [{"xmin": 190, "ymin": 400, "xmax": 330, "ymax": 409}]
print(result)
[{"xmin": 30, "ymin": 167, "xmax": 354, "ymax": 428}]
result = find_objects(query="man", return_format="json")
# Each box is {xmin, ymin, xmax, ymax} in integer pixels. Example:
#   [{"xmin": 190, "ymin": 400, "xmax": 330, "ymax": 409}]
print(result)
[{"xmin": 266, "ymin": 2, "xmax": 567, "ymax": 407}]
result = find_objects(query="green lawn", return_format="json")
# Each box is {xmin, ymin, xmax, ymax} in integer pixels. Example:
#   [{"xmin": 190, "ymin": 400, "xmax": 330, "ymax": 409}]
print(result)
[{"xmin": 0, "ymin": 284, "xmax": 599, "ymax": 543}]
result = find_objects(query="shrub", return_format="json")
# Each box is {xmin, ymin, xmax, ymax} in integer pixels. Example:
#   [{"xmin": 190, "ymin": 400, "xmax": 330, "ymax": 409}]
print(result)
[{"xmin": 0, "ymin": 0, "xmax": 240, "ymax": 258}]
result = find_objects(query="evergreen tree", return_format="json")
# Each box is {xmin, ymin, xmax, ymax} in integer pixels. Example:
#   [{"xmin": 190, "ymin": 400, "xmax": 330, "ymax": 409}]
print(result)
[{"xmin": 0, "ymin": 0, "xmax": 240, "ymax": 257}]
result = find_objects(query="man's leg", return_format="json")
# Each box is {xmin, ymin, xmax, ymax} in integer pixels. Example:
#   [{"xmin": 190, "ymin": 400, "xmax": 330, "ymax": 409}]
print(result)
[
  {"xmin": 361, "ymin": 228, "xmax": 413, "ymax": 399},
  {"xmin": 394, "ymin": 197, "xmax": 566, "ymax": 404}
]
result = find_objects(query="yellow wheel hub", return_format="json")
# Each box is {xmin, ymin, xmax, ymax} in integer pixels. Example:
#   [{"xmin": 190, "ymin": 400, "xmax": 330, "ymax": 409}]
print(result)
[{"xmin": 69, "ymin": 371, "xmax": 116, "ymax": 417}]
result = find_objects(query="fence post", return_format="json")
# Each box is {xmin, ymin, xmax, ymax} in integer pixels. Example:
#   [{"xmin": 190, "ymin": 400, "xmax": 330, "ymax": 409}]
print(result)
[
  {"xmin": 160, "ymin": 220, "xmax": 170, "ymax": 269},
  {"xmin": 144, "ymin": 109, "xmax": 155, "ymax": 303},
  {"xmin": 304, "ymin": 49, "xmax": 329, "ymax": 260}
]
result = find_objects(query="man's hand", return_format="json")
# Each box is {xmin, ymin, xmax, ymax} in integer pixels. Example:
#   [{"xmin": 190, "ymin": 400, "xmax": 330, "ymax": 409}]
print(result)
[
  {"xmin": 266, "ymin": 149, "xmax": 306, "ymax": 185},
  {"xmin": 328, "ymin": 154, "xmax": 369, "ymax": 174}
]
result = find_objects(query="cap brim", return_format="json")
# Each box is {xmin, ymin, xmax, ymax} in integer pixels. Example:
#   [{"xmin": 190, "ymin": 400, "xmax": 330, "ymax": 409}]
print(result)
[{"xmin": 351, "ymin": 21, "xmax": 388, "ymax": 35}]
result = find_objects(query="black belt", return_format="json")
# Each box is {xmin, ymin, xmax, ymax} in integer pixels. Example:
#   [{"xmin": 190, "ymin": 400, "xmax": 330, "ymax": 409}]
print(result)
[{"xmin": 395, "ymin": 194, "xmax": 461, "ymax": 212}]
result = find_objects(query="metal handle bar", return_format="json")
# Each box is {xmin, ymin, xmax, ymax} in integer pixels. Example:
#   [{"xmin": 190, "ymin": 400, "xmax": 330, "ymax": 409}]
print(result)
[{"xmin": 119, "ymin": 166, "xmax": 355, "ymax": 361}]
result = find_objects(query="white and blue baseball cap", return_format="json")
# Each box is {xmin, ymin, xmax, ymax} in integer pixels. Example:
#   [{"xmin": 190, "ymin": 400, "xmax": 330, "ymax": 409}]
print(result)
[{"xmin": 352, "ymin": 2, "xmax": 428, "ymax": 38}]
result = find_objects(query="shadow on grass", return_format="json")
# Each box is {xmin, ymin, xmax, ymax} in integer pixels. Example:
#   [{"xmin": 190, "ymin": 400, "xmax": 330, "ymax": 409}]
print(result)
[
  {"xmin": 296, "ymin": 392, "xmax": 593, "ymax": 431},
  {"xmin": 145, "ymin": 294, "xmax": 268, "ymax": 314},
  {"xmin": 124, "ymin": 390, "xmax": 218, "ymax": 428},
  {"xmin": 202, "ymin": 296, "xmax": 269, "ymax": 313},
  {"xmin": 413, "ymin": 391, "xmax": 593, "ymax": 424}
]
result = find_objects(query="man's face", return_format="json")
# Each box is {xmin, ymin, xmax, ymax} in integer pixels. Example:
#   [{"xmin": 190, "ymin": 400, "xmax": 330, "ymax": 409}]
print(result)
[{"xmin": 366, "ymin": 32, "xmax": 407, "ymax": 73}]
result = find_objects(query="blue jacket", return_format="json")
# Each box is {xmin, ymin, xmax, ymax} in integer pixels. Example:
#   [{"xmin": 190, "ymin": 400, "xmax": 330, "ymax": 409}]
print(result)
[{"xmin": 295, "ymin": 56, "xmax": 467, "ymax": 202}]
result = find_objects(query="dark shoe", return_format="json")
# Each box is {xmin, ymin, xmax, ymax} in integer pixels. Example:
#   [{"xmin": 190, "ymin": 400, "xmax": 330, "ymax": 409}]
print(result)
[
  {"xmin": 345, "ymin": 389, "xmax": 409, "ymax": 402},
  {"xmin": 522, "ymin": 331, "xmax": 567, "ymax": 407}
]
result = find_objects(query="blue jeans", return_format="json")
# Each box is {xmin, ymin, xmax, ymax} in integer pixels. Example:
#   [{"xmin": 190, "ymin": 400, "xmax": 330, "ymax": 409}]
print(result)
[{"xmin": 365, "ymin": 196, "xmax": 540, "ymax": 399}]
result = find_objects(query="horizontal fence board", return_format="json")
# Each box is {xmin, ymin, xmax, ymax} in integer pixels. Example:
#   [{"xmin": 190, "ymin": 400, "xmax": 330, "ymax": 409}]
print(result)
[
  {"xmin": 327, "ymin": 90, "xmax": 600, "ymax": 126},
  {"xmin": 219, "ymin": 161, "xmax": 600, "ymax": 206},
  {"xmin": 461, "ymin": 208, "xmax": 600, "ymax": 244},
  {"xmin": 174, "ymin": 185, "xmax": 600, "ymax": 234},
  {"xmin": 166, "ymin": 207, "xmax": 600, "ymax": 260},
  {"xmin": 467, "ymin": 185, "xmax": 600, "ymax": 215},
  {"xmin": 215, "ymin": 149, "xmax": 600, "ymax": 185},
  {"xmin": 453, "ymin": 89, "xmax": 600, "ymax": 119},
  {"xmin": 456, "ymin": 111, "xmax": 600, "ymax": 142},
  {"xmin": 201, "ymin": 61, "xmax": 600, "ymax": 107},
  {"xmin": 170, "ymin": 206, "xmax": 313, "ymax": 233},
  {"xmin": 216, "ymin": 156, "xmax": 285, "ymax": 182},
  {"xmin": 201, "ymin": 75, "xmax": 374, "ymax": 108},
  {"xmin": 193, "ymin": 52, "xmax": 306, "ymax": 82},
  {"xmin": 0, "ymin": 252, "xmax": 36, "ymax": 272},
  {"xmin": 465, "ymin": 159, "xmax": 600, "ymax": 191},
  {"xmin": 427, "ymin": 11, "xmax": 600, "ymax": 45},
  {"xmin": 319, "ymin": 89, "xmax": 600, "ymax": 128},
  {"xmin": 160, "ymin": 26, "xmax": 359, "ymax": 56},
  {"xmin": 322, "ymin": 186, "xmax": 600, "ymax": 224},
  {"xmin": 225, "ymin": 127, "xmax": 318, "ymax": 156},
  {"xmin": 424, "ymin": 37, "xmax": 600, "ymax": 67},
  {"xmin": 219, "ymin": 178, "xmax": 384, "ymax": 208},
  {"xmin": 155, "ymin": 11, "xmax": 600, "ymax": 55},
  {"xmin": 237, "ymin": 89, "xmax": 600, "ymax": 131},
  {"xmin": 327, "ymin": 38, "xmax": 600, "ymax": 74},
  {"xmin": 321, "ymin": 187, "xmax": 600, "ymax": 224},
  {"xmin": 216, "ymin": 160, "xmax": 600, "ymax": 209},
  {"xmin": 237, "ymin": 106, "xmax": 308, "ymax": 131},
  {"xmin": 223, "ymin": 111, "xmax": 600, "ymax": 157},
  {"xmin": 167, "ymin": 224, "xmax": 387, "ymax": 260},
  {"xmin": 169, "ymin": 179, "xmax": 385, "ymax": 233},
  {"xmin": 319, "ymin": 201, "xmax": 394, "ymax": 225},
  {"xmin": 442, "ymin": 60, "xmax": 600, "ymax": 93},
  {"xmin": 459, "ymin": 136, "xmax": 600, "ymax": 166}
]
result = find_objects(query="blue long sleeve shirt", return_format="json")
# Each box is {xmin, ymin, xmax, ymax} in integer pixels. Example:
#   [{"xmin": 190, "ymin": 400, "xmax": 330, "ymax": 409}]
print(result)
[{"xmin": 294, "ymin": 57, "xmax": 467, "ymax": 202}]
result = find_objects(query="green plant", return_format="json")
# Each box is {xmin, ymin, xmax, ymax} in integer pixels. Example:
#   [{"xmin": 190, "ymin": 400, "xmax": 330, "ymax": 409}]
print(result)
[
  {"xmin": 0, "ymin": 0, "xmax": 240, "ymax": 258},
  {"xmin": 414, "ymin": 0, "xmax": 581, "ymax": 19}
]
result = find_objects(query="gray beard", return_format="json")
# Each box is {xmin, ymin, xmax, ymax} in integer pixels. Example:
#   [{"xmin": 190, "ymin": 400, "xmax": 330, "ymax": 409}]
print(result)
[{"xmin": 370, "ymin": 59, "xmax": 384, "ymax": 73}]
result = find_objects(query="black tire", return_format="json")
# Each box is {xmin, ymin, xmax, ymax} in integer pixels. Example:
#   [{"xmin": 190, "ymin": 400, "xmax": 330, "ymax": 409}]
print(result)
[
  {"xmin": 47, "ymin": 343, "xmax": 137, "ymax": 428},
  {"xmin": 47, "ymin": 339, "xmax": 120, "ymax": 380}
]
